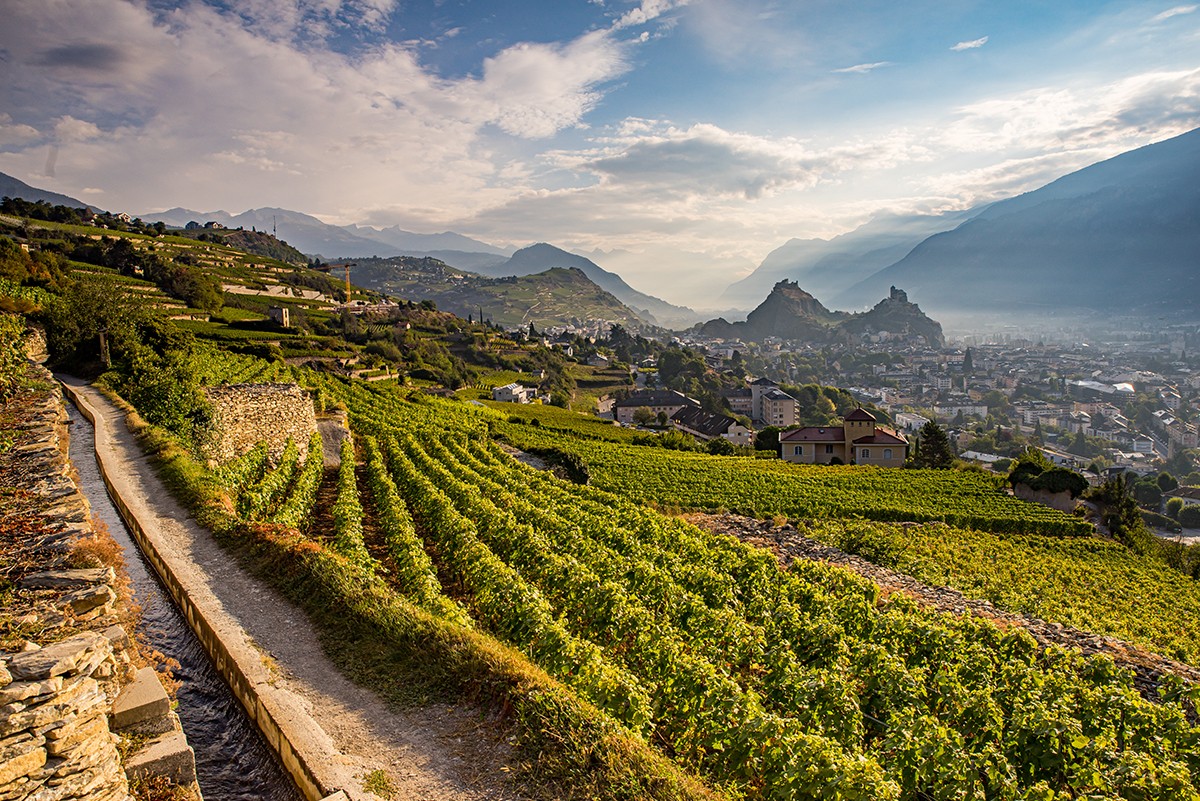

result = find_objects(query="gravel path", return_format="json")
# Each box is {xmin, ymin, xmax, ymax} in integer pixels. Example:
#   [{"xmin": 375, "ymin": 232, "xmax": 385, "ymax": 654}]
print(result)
[
  {"xmin": 62, "ymin": 377, "xmax": 525, "ymax": 801},
  {"xmin": 686, "ymin": 512, "xmax": 1200, "ymax": 701}
]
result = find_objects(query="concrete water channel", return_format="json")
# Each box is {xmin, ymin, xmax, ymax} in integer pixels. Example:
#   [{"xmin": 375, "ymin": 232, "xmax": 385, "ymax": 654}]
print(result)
[{"xmin": 66, "ymin": 402, "xmax": 303, "ymax": 801}]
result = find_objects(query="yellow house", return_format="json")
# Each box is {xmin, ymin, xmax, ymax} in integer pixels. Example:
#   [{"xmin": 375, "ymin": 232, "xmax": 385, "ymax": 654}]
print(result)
[{"xmin": 778, "ymin": 408, "xmax": 908, "ymax": 466}]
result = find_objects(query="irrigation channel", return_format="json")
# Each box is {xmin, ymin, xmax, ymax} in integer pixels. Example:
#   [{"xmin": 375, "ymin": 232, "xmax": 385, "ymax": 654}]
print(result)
[{"xmin": 66, "ymin": 402, "xmax": 303, "ymax": 801}]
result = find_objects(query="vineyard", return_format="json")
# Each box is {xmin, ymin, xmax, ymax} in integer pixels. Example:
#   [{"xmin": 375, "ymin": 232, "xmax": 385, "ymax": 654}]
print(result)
[
  {"xmin": 198, "ymin": 374, "xmax": 1200, "ymax": 801},
  {"xmin": 492, "ymin": 418, "xmax": 1093, "ymax": 535}
]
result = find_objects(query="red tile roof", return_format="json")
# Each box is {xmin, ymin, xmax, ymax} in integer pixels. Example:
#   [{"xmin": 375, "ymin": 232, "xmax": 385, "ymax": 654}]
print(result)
[
  {"xmin": 852, "ymin": 428, "xmax": 907, "ymax": 446},
  {"xmin": 845, "ymin": 407, "xmax": 877, "ymax": 421},
  {"xmin": 779, "ymin": 426, "xmax": 846, "ymax": 442}
]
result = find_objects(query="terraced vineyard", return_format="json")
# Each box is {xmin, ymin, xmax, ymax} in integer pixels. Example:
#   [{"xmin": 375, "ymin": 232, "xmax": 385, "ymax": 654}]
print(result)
[
  {"xmin": 236, "ymin": 376, "xmax": 1199, "ymax": 801},
  {"xmin": 494, "ymin": 419, "xmax": 1093, "ymax": 535}
]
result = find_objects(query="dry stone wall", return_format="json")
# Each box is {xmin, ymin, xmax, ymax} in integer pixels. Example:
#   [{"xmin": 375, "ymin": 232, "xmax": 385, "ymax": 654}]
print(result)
[
  {"xmin": 201, "ymin": 383, "xmax": 317, "ymax": 464},
  {"xmin": 0, "ymin": 363, "xmax": 198, "ymax": 801}
]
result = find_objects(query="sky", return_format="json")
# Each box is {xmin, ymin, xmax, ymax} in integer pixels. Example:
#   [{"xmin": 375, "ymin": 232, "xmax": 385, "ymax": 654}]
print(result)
[{"xmin": 1, "ymin": 0, "xmax": 1199, "ymax": 307}]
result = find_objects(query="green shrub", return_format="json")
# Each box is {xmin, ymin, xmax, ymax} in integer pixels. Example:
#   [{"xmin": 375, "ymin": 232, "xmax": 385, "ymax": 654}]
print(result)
[
  {"xmin": 1166, "ymin": 497, "xmax": 1184, "ymax": 520},
  {"xmin": 1179, "ymin": 504, "xmax": 1200, "ymax": 529}
]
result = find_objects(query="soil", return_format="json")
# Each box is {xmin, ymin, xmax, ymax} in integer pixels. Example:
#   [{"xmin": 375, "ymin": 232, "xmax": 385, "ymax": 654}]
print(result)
[{"xmin": 62, "ymin": 377, "xmax": 528, "ymax": 801}]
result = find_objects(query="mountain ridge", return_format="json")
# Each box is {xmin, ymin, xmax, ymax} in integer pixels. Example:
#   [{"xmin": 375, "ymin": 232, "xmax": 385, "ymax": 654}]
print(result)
[{"xmin": 836, "ymin": 128, "xmax": 1200, "ymax": 314}]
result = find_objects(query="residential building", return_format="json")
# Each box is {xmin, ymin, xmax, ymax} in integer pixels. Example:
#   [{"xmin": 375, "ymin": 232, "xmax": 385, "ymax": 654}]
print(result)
[
  {"xmin": 614, "ymin": 389, "xmax": 698, "ymax": 425},
  {"xmin": 671, "ymin": 406, "xmax": 754, "ymax": 447},
  {"xmin": 722, "ymin": 387, "xmax": 753, "ymax": 416},
  {"xmin": 492, "ymin": 383, "xmax": 536, "ymax": 404},
  {"xmin": 779, "ymin": 408, "xmax": 908, "ymax": 467},
  {"xmin": 760, "ymin": 388, "xmax": 800, "ymax": 427},
  {"xmin": 749, "ymin": 377, "xmax": 779, "ymax": 422}
]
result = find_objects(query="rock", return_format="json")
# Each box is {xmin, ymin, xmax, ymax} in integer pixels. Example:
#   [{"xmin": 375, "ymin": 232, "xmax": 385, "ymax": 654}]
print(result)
[
  {"xmin": 124, "ymin": 731, "xmax": 196, "ymax": 786},
  {"xmin": 18, "ymin": 568, "xmax": 116, "ymax": 591},
  {"xmin": 59, "ymin": 584, "xmax": 118, "ymax": 617},
  {"xmin": 0, "ymin": 663, "xmax": 10, "ymax": 687},
  {"xmin": 110, "ymin": 668, "xmax": 170, "ymax": 731},
  {"xmin": 45, "ymin": 716, "xmax": 110, "ymax": 757},
  {"xmin": 0, "ymin": 731, "xmax": 46, "ymax": 763},
  {"xmin": 6, "ymin": 632, "xmax": 107, "ymax": 681},
  {"xmin": 0, "ymin": 742, "xmax": 48, "ymax": 785},
  {"xmin": 0, "ymin": 677, "xmax": 63, "ymax": 705}
]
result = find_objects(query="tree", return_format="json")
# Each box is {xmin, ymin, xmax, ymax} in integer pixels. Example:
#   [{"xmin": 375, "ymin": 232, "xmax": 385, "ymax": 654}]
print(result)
[
  {"xmin": 632, "ymin": 406, "xmax": 655, "ymax": 426},
  {"xmin": 1178, "ymin": 504, "xmax": 1200, "ymax": 529},
  {"xmin": 962, "ymin": 347, "xmax": 974, "ymax": 374},
  {"xmin": 1157, "ymin": 471, "xmax": 1180, "ymax": 492},
  {"xmin": 755, "ymin": 426, "xmax": 782, "ymax": 453},
  {"xmin": 1166, "ymin": 497, "xmax": 1185, "ymax": 520},
  {"xmin": 912, "ymin": 421, "xmax": 954, "ymax": 469},
  {"xmin": 706, "ymin": 436, "xmax": 736, "ymax": 456},
  {"xmin": 1132, "ymin": 479, "xmax": 1162, "ymax": 509}
]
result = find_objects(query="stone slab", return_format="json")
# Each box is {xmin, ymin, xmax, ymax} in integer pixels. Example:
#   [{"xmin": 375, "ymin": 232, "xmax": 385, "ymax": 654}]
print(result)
[
  {"xmin": 110, "ymin": 667, "xmax": 170, "ymax": 731},
  {"xmin": 18, "ymin": 568, "xmax": 115, "ymax": 590},
  {"xmin": 124, "ymin": 730, "xmax": 196, "ymax": 786},
  {"xmin": 6, "ymin": 633, "xmax": 106, "ymax": 681}
]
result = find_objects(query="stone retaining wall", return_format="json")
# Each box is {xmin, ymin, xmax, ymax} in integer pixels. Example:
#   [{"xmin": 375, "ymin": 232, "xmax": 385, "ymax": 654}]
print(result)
[
  {"xmin": 200, "ymin": 383, "xmax": 317, "ymax": 465},
  {"xmin": 0, "ymin": 364, "xmax": 199, "ymax": 801},
  {"xmin": 1013, "ymin": 482, "xmax": 1076, "ymax": 513}
]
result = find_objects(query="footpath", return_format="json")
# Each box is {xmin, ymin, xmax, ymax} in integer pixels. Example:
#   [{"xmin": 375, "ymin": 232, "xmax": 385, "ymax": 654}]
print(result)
[{"xmin": 60, "ymin": 379, "xmax": 522, "ymax": 801}]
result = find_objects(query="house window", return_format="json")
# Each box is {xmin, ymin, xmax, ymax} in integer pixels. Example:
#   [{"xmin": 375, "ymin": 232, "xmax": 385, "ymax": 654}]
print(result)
[
  {"xmin": 793, "ymin": 445, "xmax": 802, "ymax": 456},
  {"xmin": 861, "ymin": 448, "xmax": 870, "ymax": 459},
  {"xmin": 883, "ymin": 448, "xmax": 893, "ymax": 460},
  {"xmin": 825, "ymin": 444, "xmax": 834, "ymax": 454}
]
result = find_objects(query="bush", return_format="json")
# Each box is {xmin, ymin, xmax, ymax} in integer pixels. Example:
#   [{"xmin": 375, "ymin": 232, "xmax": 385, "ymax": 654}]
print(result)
[
  {"xmin": 1166, "ymin": 497, "xmax": 1184, "ymax": 520},
  {"xmin": 1141, "ymin": 509, "xmax": 1182, "ymax": 533},
  {"xmin": 1179, "ymin": 504, "xmax": 1200, "ymax": 529}
]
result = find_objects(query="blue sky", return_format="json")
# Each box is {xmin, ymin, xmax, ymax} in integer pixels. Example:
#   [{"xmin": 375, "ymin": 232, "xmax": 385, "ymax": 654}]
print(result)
[{"xmin": 1, "ymin": 0, "xmax": 1199, "ymax": 306}]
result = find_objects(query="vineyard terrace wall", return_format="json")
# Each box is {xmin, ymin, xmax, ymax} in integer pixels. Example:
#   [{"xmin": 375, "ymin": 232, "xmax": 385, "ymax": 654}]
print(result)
[{"xmin": 200, "ymin": 383, "xmax": 317, "ymax": 465}]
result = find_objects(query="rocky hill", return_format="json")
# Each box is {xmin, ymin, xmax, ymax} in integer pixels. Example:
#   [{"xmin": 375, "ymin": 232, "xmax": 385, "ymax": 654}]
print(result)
[
  {"xmin": 347, "ymin": 257, "xmax": 648, "ymax": 329},
  {"xmin": 697, "ymin": 280, "xmax": 943, "ymax": 345},
  {"xmin": 473, "ymin": 243, "xmax": 700, "ymax": 328}
]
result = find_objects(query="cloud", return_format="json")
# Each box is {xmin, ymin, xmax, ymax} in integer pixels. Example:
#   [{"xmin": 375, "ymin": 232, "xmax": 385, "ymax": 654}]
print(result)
[
  {"xmin": 832, "ymin": 61, "xmax": 892, "ymax": 74},
  {"xmin": 470, "ymin": 31, "xmax": 628, "ymax": 138},
  {"xmin": 951, "ymin": 36, "xmax": 989, "ymax": 51},
  {"xmin": 0, "ymin": 115, "xmax": 40, "ymax": 148},
  {"xmin": 1150, "ymin": 5, "xmax": 1197, "ymax": 22},
  {"xmin": 53, "ymin": 116, "xmax": 102, "ymax": 143},
  {"xmin": 612, "ymin": 0, "xmax": 691, "ymax": 31},
  {"xmin": 0, "ymin": 0, "xmax": 631, "ymax": 220},
  {"xmin": 555, "ymin": 122, "xmax": 922, "ymax": 200},
  {"xmin": 940, "ymin": 67, "xmax": 1200, "ymax": 154}
]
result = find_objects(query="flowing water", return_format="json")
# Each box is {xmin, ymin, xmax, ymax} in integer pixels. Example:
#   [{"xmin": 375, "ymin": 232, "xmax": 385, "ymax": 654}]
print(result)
[{"xmin": 66, "ymin": 403, "xmax": 302, "ymax": 801}]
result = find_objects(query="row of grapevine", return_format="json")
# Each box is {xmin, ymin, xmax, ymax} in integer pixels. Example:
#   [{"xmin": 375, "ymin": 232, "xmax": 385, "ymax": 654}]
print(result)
[
  {"xmin": 382, "ymin": 438, "xmax": 657, "ymax": 733},
  {"xmin": 271, "ymin": 432, "xmax": 325, "ymax": 530},
  {"xmin": 360, "ymin": 436, "xmax": 470, "ymax": 626},
  {"xmin": 236, "ymin": 438, "xmax": 300, "ymax": 520},
  {"xmin": 214, "ymin": 440, "xmax": 269, "ymax": 493},
  {"xmin": 330, "ymin": 436, "xmax": 374, "ymax": 569}
]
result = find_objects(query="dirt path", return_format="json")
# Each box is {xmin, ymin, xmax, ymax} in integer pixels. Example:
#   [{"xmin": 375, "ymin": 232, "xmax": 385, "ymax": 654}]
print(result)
[
  {"xmin": 61, "ymin": 377, "xmax": 526, "ymax": 801},
  {"xmin": 687, "ymin": 512, "xmax": 1200, "ymax": 702}
]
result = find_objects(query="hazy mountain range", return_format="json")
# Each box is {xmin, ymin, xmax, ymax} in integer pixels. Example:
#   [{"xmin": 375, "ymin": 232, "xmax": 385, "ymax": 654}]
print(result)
[
  {"xmin": 834, "ymin": 127, "xmax": 1200, "ymax": 315},
  {"xmin": 6, "ymin": 125, "xmax": 1200, "ymax": 327}
]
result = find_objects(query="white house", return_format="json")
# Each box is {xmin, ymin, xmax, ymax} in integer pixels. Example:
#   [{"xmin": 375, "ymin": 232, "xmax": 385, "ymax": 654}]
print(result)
[{"xmin": 492, "ymin": 383, "xmax": 536, "ymax": 404}]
